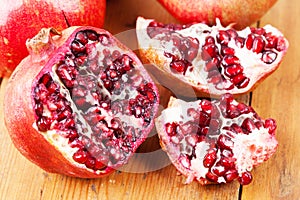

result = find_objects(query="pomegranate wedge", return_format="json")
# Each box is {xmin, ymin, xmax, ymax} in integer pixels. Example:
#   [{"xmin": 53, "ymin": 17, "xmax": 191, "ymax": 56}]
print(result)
[
  {"xmin": 155, "ymin": 94, "xmax": 278, "ymax": 185},
  {"xmin": 136, "ymin": 17, "xmax": 288, "ymax": 97}
]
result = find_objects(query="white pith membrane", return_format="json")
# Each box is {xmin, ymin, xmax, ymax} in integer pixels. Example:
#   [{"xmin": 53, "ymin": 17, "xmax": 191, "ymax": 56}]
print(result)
[
  {"xmin": 32, "ymin": 30, "xmax": 157, "ymax": 173},
  {"xmin": 136, "ymin": 17, "xmax": 288, "ymax": 95},
  {"xmin": 155, "ymin": 96, "xmax": 278, "ymax": 184}
]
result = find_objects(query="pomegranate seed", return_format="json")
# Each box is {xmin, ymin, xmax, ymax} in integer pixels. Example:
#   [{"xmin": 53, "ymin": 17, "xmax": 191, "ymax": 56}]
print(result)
[
  {"xmin": 251, "ymin": 27, "xmax": 266, "ymax": 35},
  {"xmin": 238, "ymin": 171, "xmax": 253, "ymax": 185},
  {"xmin": 221, "ymin": 46, "xmax": 235, "ymax": 56},
  {"xmin": 224, "ymin": 64, "xmax": 243, "ymax": 77},
  {"xmin": 264, "ymin": 118, "xmax": 277, "ymax": 135},
  {"xmin": 85, "ymin": 157, "xmax": 96, "ymax": 169},
  {"xmin": 245, "ymin": 34, "xmax": 255, "ymax": 50},
  {"xmin": 203, "ymin": 149, "xmax": 217, "ymax": 168},
  {"xmin": 225, "ymin": 169, "xmax": 239, "ymax": 182},
  {"xmin": 204, "ymin": 56, "xmax": 220, "ymax": 71},
  {"xmin": 252, "ymin": 36, "xmax": 265, "ymax": 53},
  {"xmin": 235, "ymin": 37, "xmax": 245, "ymax": 48},
  {"xmin": 217, "ymin": 30, "xmax": 231, "ymax": 45},
  {"xmin": 75, "ymin": 31, "xmax": 88, "ymax": 45},
  {"xmin": 236, "ymin": 77, "xmax": 250, "ymax": 88},
  {"xmin": 71, "ymin": 40, "xmax": 86, "ymax": 54},
  {"xmin": 73, "ymin": 149, "xmax": 88, "ymax": 164},
  {"xmin": 242, "ymin": 118, "xmax": 257, "ymax": 132},
  {"xmin": 201, "ymin": 44, "xmax": 219, "ymax": 61},
  {"xmin": 265, "ymin": 34, "xmax": 278, "ymax": 49},
  {"xmin": 99, "ymin": 34, "xmax": 110, "ymax": 46},
  {"xmin": 212, "ymin": 164, "xmax": 226, "ymax": 176},
  {"xmin": 226, "ymin": 29, "xmax": 238, "ymax": 39},
  {"xmin": 217, "ymin": 134, "xmax": 233, "ymax": 150},
  {"xmin": 261, "ymin": 50, "xmax": 277, "ymax": 64},
  {"xmin": 170, "ymin": 60, "xmax": 186, "ymax": 73},
  {"xmin": 37, "ymin": 117, "xmax": 52, "ymax": 132},
  {"xmin": 86, "ymin": 30, "xmax": 99, "ymax": 41},
  {"xmin": 221, "ymin": 55, "xmax": 240, "ymax": 66},
  {"xmin": 206, "ymin": 171, "xmax": 219, "ymax": 182},
  {"xmin": 231, "ymin": 123, "xmax": 244, "ymax": 134},
  {"xmin": 276, "ymin": 37, "xmax": 287, "ymax": 51},
  {"xmin": 199, "ymin": 111, "xmax": 210, "ymax": 126},
  {"xmin": 165, "ymin": 122, "xmax": 178, "ymax": 136},
  {"xmin": 205, "ymin": 36, "xmax": 215, "ymax": 45},
  {"xmin": 231, "ymin": 73, "xmax": 247, "ymax": 86},
  {"xmin": 219, "ymin": 156, "xmax": 235, "ymax": 169}
]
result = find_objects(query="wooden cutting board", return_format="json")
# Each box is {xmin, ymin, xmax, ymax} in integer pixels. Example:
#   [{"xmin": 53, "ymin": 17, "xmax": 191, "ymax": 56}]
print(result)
[{"xmin": 1, "ymin": 0, "xmax": 299, "ymax": 199}]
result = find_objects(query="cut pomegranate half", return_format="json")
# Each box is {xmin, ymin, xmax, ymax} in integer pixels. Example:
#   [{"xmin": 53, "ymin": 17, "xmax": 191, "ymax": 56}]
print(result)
[
  {"xmin": 136, "ymin": 17, "xmax": 289, "ymax": 97},
  {"xmin": 155, "ymin": 94, "xmax": 278, "ymax": 185},
  {"xmin": 4, "ymin": 26, "xmax": 159, "ymax": 178}
]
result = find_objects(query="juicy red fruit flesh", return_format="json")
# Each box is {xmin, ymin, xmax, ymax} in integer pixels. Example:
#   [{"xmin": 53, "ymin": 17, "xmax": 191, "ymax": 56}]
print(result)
[
  {"xmin": 159, "ymin": 94, "xmax": 278, "ymax": 185},
  {"xmin": 33, "ymin": 29, "xmax": 158, "ymax": 171}
]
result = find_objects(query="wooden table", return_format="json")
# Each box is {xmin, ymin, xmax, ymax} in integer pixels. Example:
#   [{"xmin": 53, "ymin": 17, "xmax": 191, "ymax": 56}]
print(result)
[{"xmin": 1, "ymin": 0, "xmax": 299, "ymax": 199}]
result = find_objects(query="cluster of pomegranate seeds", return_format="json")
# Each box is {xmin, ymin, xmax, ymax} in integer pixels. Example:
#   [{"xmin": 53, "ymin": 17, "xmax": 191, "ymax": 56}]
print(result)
[
  {"xmin": 33, "ymin": 29, "xmax": 158, "ymax": 170},
  {"xmin": 144, "ymin": 19, "xmax": 287, "ymax": 91},
  {"xmin": 158, "ymin": 94, "xmax": 278, "ymax": 185}
]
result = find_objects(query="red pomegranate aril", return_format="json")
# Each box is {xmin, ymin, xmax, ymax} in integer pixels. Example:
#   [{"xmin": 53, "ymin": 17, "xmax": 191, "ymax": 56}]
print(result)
[
  {"xmin": 225, "ymin": 169, "xmax": 239, "ymax": 182},
  {"xmin": 220, "ymin": 156, "xmax": 235, "ymax": 169},
  {"xmin": 252, "ymin": 36, "xmax": 265, "ymax": 53},
  {"xmin": 205, "ymin": 56, "xmax": 220, "ymax": 71},
  {"xmin": 73, "ymin": 149, "xmax": 88, "ymax": 164},
  {"xmin": 264, "ymin": 118, "xmax": 277, "ymax": 135},
  {"xmin": 231, "ymin": 73, "xmax": 248, "ymax": 86},
  {"xmin": 276, "ymin": 37, "xmax": 287, "ymax": 52},
  {"xmin": 226, "ymin": 29, "xmax": 238, "ymax": 40},
  {"xmin": 170, "ymin": 60, "xmax": 186, "ymax": 73},
  {"xmin": 245, "ymin": 34, "xmax": 255, "ymax": 50},
  {"xmin": 202, "ymin": 44, "xmax": 218, "ymax": 61},
  {"xmin": 37, "ymin": 117, "xmax": 52, "ymax": 132},
  {"xmin": 217, "ymin": 134, "xmax": 234, "ymax": 150},
  {"xmin": 203, "ymin": 149, "xmax": 217, "ymax": 168},
  {"xmin": 206, "ymin": 171, "xmax": 219, "ymax": 182},
  {"xmin": 222, "ymin": 55, "xmax": 240, "ymax": 66},
  {"xmin": 217, "ymin": 30, "xmax": 231, "ymax": 45},
  {"xmin": 221, "ymin": 46, "xmax": 235, "ymax": 56},
  {"xmin": 242, "ymin": 118, "xmax": 257, "ymax": 132},
  {"xmin": 262, "ymin": 51, "xmax": 277, "ymax": 64},
  {"xmin": 205, "ymin": 36, "xmax": 215, "ymax": 45},
  {"xmin": 251, "ymin": 27, "xmax": 266, "ymax": 35},
  {"xmin": 211, "ymin": 164, "xmax": 226, "ymax": 176},
  {"xmin": 224, "ymin": 64, "xmax": 243, "ymax": 77},
  {"xmin": 235, "ymin": 37, "xmax": 245, "ymax": 48},
  {"xmin": 238, "ymin": 171, "xmax": 253, "ymax": 185}
]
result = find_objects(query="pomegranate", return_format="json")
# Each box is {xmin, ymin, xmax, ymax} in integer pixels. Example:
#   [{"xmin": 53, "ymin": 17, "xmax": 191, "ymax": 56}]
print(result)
[
  {"xmin": 3, "ymin": 26, "xmax": 159, "ymax": 177},
  {"xmin": 136, "ymin": 17, "xmax": 288, "ymax": 97},
  {"xmin": 0, "ymin": 0, "xmax": 106, "ymax": 77},
  {"xmin": 155, "ymin": 94, "xmax": 278, "ymax": 185},
  {"xmin": 157, "ymin": 0, "xmax": 278, "ymax": 30}
]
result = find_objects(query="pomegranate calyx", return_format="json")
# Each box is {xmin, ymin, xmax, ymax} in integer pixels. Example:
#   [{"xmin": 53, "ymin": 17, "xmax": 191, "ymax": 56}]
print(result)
[{"xmin": 26, "ymin": 28, "xmax": 61, "ymax": 63}]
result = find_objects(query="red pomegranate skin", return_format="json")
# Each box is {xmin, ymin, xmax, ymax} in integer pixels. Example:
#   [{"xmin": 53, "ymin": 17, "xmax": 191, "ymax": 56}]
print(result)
[
  {"xmin": 157, "ymin": 0, "xmax": 278, "ymax": 29},
  {"xmin": 0, "ymin": 0, "xmax": 106, "ymax": 77}
]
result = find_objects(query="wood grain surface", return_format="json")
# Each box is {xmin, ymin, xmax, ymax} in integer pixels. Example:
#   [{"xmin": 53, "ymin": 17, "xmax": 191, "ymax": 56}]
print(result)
[{"xmin": 0, "ymin": 0, "xmax": 299, "ymax": 199}]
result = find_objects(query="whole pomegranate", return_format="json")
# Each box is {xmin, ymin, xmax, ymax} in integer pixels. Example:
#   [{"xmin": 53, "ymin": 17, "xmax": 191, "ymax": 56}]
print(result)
[
  {"xmin": 157, "ymin": 0, "xmax": 278, "ymax": 30},
  {"xmin": 0, "ymin": 0, "xmax": 106, "ymax": 77},
  {"xmin": 4, "ymin": 26, "xmax": 159, "ymax": 177},
  {"xmin": 155, "ymin": 94, "xmax": 278, "ymax": 185},
  {"xmin": 136, "ymin": 17, "xmax": 288, "ymax": 97}
]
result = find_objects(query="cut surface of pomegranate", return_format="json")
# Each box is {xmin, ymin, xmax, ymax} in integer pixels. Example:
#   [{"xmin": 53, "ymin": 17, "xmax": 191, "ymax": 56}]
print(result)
[
  {"xmin": 136, "ymin": 17, "xmax": 289, "ymax": 97},
  {"xmin": 155, "ymin": 94, "xmax": 278, "ymax": 185},
  {"xmin": 4, "ymin": 26, "xmax": 159, "ymax": 178}
]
